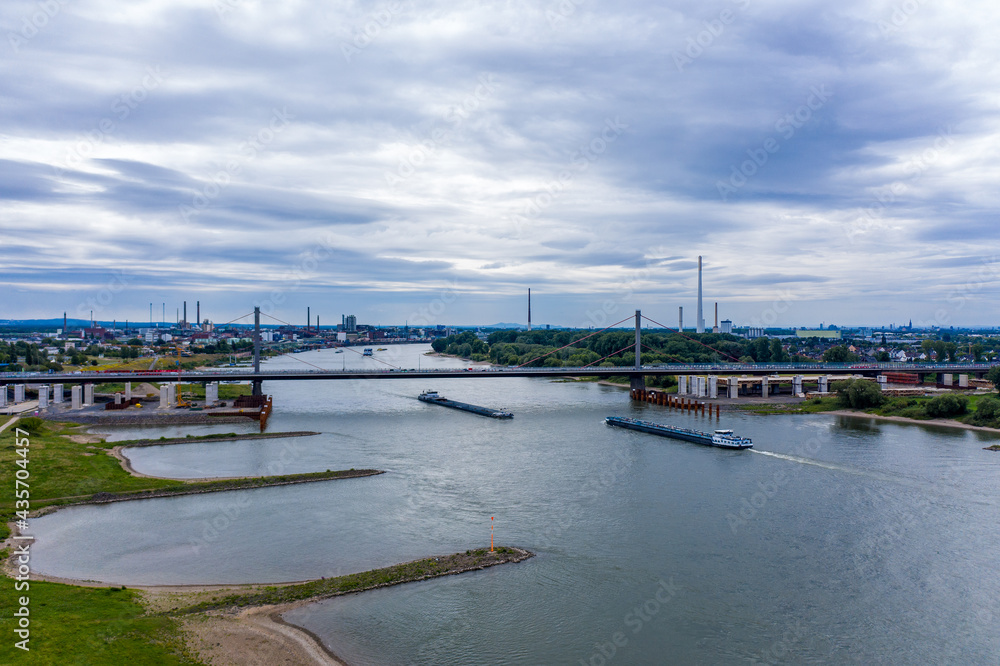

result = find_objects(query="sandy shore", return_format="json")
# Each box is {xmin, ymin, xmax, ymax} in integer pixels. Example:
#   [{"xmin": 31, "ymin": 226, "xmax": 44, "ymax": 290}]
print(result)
[{"xmin": 825, "ymin": 409, "xmax": 1000, "ymax": 434}]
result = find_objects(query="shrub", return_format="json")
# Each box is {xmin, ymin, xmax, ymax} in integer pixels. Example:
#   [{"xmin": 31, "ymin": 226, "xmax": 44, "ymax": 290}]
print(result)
[
  {"xmin": 16, "ymin": 416, "xmax": 45, "ymax": 433},
  {"xmin": 970, "ymin": 396, "xmax": 1000, "ymax": 425},
  {"xmin": 925, "ymin": 393, "xmax": 968, "ymax": 418},
  {"xmin": 832, "ymin": 378, "xmax": 886, "ymax": 409}
]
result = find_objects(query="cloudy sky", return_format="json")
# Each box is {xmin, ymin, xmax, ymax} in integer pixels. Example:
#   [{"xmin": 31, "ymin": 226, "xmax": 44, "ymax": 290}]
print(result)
[{"xmin": 2, "ymin": 0, "xmax": 999, "ymax": 329}]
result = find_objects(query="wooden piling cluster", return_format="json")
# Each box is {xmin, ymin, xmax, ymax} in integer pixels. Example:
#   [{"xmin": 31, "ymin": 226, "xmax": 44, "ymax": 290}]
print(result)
[{"xmin": 629, "ymin": 388, "xmax": 719, "ymax": 417}]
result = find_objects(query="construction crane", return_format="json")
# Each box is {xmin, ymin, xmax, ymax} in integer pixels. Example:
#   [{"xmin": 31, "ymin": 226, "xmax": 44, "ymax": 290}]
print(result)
[{"xmin": 173, "ymin": 344, "xmax": 190, "ymax": 408}]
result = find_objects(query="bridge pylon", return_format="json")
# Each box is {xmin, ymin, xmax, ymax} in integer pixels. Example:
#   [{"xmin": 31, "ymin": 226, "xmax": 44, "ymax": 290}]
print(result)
[{"xmin": 631, "ymin": 309, "xmax": 645, "ymax": 391}]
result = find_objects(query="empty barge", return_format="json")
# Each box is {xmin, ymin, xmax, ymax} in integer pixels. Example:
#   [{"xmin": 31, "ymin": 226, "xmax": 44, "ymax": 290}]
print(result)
[
  {"xmin": 418, "ymin": 390, "xmax": 513, "ymax": 419},
  {"xmin": 605, "ymin": 416, "xmax": 752, "ymax": 449}
]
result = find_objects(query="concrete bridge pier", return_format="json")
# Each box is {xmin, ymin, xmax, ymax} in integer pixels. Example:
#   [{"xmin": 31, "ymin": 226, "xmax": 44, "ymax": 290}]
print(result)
[
  {"xmin": 159, "ymin": 385, "xmax": 169, "ymax": 408},
  {"xmin": 125, "ymin": 382, "xmax": 132, "ymax": 400},
  {"xmin": 818, "ymin": 376, "xmax": 828, "ymax": 393},
  {"xmin": 678, "ymin": 376, "xmax": 688, "ymax": 395},
  {"xmin": 83, "ymin": 384, "xmax": 94, "ymax": 406},
  {"xmin": 14, "ymin": 384, "xmax": 25, "ymax": 403},
  {"xmin": 793, "ymin": 376, "xmax": 803, "ymax": 396},
  {"xmin": 761, "ymin": 376, "xmax": 769, "ymax": 397},
  {"xmin": 71, "ymin": 386, "xmax": 82, "ymax": 410},
  {"xmin": 53, "ymin": 384, "xmax": 64, "ymax": 403},
  {"xmin": 206, "ymin": 382, "xmax": 219, "ymax": 404},
  {"xmin": 878, "ymin": 375, "xmax": 888, "ymax": 391},
  {"xmin": 708, "ymin": 375, "xmax": 718, "ymax": 399},
  {"xmin": 114, "ymin": 393, "xmax": 123, "ymax": 405},
  {"xmin": 959, "ymin": 374, "xmax": 969, "ymax": 388},
  {"xmin": 727, "ymin": 377, "xmax": 738, "ymax": 399},
  {"xmin": 942, "ymin": 373, "xmax": 953, "ymax": 387},
  {"xmin": 0, "ymin": 387, "xmax": 6, "ymax": 409},
  {"xmin": 38, "ymin": 385, "xmax": 49, "ymax": 409}
]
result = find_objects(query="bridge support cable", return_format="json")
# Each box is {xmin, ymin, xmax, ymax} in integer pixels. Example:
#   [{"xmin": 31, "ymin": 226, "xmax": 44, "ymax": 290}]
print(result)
[
  {"xmin": 513, "ymin": 315, "xmax": 634, "ymax": 368},
  {"xmin": 258, "ymin": 311, "xmax": 405, "ymax": 371},
  {"xmin": 640, "ymin": 314, "xmax": 742, "ymax": 362},
  {"xmin": 581, "ymin": 343, "xmax": 641, "ymax": 368}
]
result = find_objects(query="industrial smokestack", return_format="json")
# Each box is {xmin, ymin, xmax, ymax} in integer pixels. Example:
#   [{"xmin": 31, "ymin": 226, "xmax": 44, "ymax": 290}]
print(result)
[
  {"xmin": 307, "ymin": 307, "xmax": 310, "ymax": 331},
  {"xmin": 696, "ymin": 256, "xmax": 705, "ymax": 334},
  {"xmin": 528, "ymin": 288, "xmax": 532, "ymax": 331},
  {"xmin": 713, "ymin": 302, "xmax": 719, "ymax": 334},
  {"xmin": 197, "ymin": 301, "xmax": 200, "ymax": 328},
  {"xmin": 63, "ymin": 312, "xmax": 67, "ymax": 337},
  {"xmin": 183, "ymin": 301, "xmax": 187, "ymax": 329},
  {"xmin": 678, "ymin": 306, "xmax": 683, "ymax": 332}
]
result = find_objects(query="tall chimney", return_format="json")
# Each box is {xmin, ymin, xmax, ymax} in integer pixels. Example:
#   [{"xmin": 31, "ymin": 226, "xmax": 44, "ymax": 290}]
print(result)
[
  {"xmin": 307, "ymin": 306, "xmax": 310, "ymax": 331},
  {"xmin": 63, "ymin": 312, "xmax": 67, "ymax": 337},
  {"xmin": 197, "ymin": 301, "xmax": 200, "ymax": 327},
  {"xmin": 696, "ymin": 256, "xmax": 705, "ymax": 334},
  {"xmin": 713, "ymin": 302, "xmax": 719, "ymax": 334},
  {"xmin": 183, "ymin": 301, "xmax": 187, "ymax": 329},
  {"xmin": 528, "ymin": 288, "xmax": 532, "ymax": 331},
  {"xmin": 678, "ymin": 306, "xmax": 683, "ymax": 332}
]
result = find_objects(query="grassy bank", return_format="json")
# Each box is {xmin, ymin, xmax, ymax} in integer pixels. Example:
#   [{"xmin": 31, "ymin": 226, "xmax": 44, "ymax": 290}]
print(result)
[
  {"xmin": 0, "ymin": 583, "xmax": 197, "ymax": 665},
  {"xmin": 172, "ymin": 547, "xmax": 534, "ymax": 615}
]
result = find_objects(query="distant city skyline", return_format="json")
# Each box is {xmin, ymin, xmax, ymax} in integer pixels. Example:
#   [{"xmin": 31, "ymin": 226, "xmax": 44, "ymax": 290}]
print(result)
[{"xmin": 3, "ymin": 2, "xmax": 999, "ymax": 327}]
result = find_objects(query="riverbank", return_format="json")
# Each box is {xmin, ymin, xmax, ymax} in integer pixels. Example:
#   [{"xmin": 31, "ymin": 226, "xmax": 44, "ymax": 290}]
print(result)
[
  {"xmin": 118, "ymin": 430, "xmax": 321, "ymax": 448},
  {"xmin": 825, "ymin": 409, "xmax": 1000, "ymax": 434}
]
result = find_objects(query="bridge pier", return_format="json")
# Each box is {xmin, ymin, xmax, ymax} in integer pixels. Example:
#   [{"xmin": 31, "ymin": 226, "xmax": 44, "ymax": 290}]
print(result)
[
  {"xmin": 678, "ymin": 375, "xmax": 688, "ymax": 395},
  {"xmin": 53, "ymin": 383, "xmax": 64, "ymax": 404},
  {"xmin": 761, "ymin": 376, "xmax": 769, "ymax": 396},
  {"xmin": 878, "ymin": 375, "xmax": 887, "ymax": 391},
  {"xmin": 817, "ymin": 376, "xmax": 828, "ymax": 393},
  {"xmin": 38, "ymin": 385, "xmax": 49, "ymax": 409},
  {"xmin": 14, "ymin": 384, "xmax": 25, "ymax": 403},
  {"xmin": 83, "ymin": 383, "xmax": 94, "ymax": 406},
  {"xmin": 71, "ymin": 385, "xmax": 82, "ymax": 410},
  {"xmin": 125, "ymin": 382, "xmax": 132, "ymax": 400},
  {"xmin": 728, "ymin": 377, "xmax": 738, "ymax": 399},
  {"xmin": 206, "ymin": 382, "xmax": 219, "ymax": 404},
  {"xmin": 959, "ymin": 374, "xmax": 969, "ymax": 388},
  {"xmin": 0, "ymin": 387, "xmax": 6, "ymax": 409},
  {"xmin": 708, "ymin": 375, "xmax": 718, "ymax": 399},
  {"xmin": 942, "ymin": 373, "xmax": 953, "ymax": 387},
  {"xmin": 793, "ymin": 375, "xmax": 803, "ymax": 396},
  {"xmin": 159, "ymin": 385, "xmax": 169, "ymax": 408}
]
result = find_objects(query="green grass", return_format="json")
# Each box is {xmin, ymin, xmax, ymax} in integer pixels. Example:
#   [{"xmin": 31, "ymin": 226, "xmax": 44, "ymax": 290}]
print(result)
[
  {"xmin": 0, "ymin": 582, "xmax": 197, "ymax": 665},
  {"xmin": 173, "ymin": 547, "xmax": 528, "ymax": 615}
]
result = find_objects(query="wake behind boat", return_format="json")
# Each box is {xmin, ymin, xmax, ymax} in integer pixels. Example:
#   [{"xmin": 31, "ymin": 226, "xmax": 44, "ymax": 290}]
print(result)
[{"xmin": 605, "ymin": 416, "xmax": 752, "ymax": 449}]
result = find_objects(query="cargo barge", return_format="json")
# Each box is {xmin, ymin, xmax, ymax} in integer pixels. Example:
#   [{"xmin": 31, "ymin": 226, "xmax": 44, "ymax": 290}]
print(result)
[
  {"xmin": 418, "ymin": 390, "xmax": 513, "ymax": 419},
  {"xmin": 605, "ymin": 416, "xmax": 752, "ymax": 449}
]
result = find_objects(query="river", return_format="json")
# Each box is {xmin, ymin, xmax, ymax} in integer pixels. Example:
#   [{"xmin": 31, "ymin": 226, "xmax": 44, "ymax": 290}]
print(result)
[{"xmin": 31, "ymin": 344, "xmax": 1000, "ymax": 663}]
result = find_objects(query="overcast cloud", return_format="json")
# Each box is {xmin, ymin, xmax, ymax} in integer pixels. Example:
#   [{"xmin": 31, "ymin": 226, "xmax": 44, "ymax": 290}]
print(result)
[{"xmin": 2, "ymin": 0, "xmax": 999, "ymax": 327}]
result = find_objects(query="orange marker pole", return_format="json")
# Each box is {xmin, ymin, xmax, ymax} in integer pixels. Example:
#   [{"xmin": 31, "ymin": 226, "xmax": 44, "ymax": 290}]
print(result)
[{"xmin": 491, "ymin": 516, "xmax": 494, "ymax": 552}]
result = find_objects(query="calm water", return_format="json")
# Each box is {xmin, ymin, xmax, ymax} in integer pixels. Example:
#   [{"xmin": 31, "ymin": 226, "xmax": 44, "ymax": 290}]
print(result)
[{"xmin": 31, "ymin": 345, "xmax": 1000, "ymax": 663}]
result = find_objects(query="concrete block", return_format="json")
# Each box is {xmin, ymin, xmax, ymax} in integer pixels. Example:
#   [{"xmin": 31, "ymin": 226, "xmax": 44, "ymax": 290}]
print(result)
[
  {"xmin": 114, "ymin": 393, "xmax": 123, "ymax": 405},
  {"xmin": 71, "ymin": 385, "xmax": 82, "ymax": 410}
]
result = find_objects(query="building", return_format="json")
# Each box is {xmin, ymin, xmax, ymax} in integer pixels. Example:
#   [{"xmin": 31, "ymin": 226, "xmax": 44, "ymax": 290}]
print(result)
[
  {"xmin": 342, "ymin": 314, "xmax": 357, "ymax": 333},
  {"xmin": 720, "ymin": 319, "xmax": 732, "ymax": 334},
  {"xmin": 795, "ymin": 329, "xmax": 842, "ymax": 340}
]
